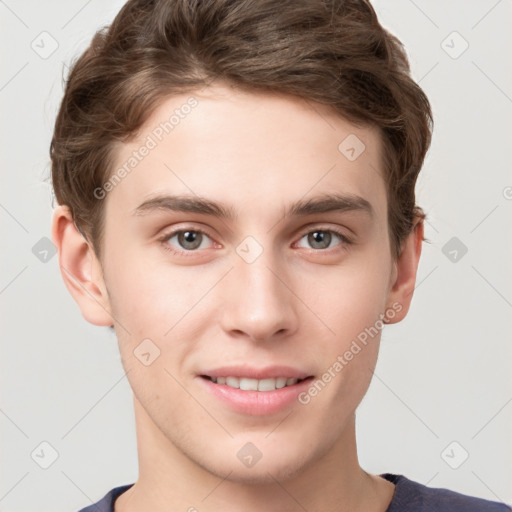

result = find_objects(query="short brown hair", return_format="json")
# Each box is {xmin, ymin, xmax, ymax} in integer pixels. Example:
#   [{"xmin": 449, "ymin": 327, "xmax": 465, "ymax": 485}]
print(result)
[{"xmin": 50, "ymin": 0, "xmax": 433, "ymax": 260}]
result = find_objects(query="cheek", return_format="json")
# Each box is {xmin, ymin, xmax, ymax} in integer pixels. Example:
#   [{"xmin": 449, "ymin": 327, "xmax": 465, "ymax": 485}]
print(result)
[
  {"xmin": 295, "ymin": 249, "xmax": 391, "ymax": 406},
  {"xmin": 106, "ymin": 251, "xmax": 198, "ymax": 332},
  {"xmin": 301, "ymin": 253, "xmax": 391, "ymax": 342},
  {"xmin": 105, "ymin": 255, "xmax": 214, "ymax": 383}
]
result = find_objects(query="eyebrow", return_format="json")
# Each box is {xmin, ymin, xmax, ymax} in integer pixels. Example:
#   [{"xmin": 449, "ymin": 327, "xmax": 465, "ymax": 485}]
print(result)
[{"xmin": 132, "ymin": 192, "xmax": 374, "ymax": 220}]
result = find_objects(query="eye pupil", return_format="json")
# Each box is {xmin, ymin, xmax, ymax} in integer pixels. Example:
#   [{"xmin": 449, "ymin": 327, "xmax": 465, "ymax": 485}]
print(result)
[
  {"xmin": 179, "ymin": 230, "xmax": 202, "ymax": 250},
  {"xmin": 167, "ymin": 228, "xmax": 343, "ymax": 254},
  {"xmin": 308, "ymin": 231, "xmax": 331, "ymax": 249}
]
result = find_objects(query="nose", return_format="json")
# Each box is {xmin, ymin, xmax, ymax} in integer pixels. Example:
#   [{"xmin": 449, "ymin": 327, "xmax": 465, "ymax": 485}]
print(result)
[{"xmin": 220, "ymin": 246, "xmax": 299, "ymax": 343}]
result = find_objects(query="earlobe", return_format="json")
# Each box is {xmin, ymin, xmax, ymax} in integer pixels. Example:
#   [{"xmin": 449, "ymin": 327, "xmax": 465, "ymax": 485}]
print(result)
[
  {"xmin": 384, "ymin": 219, "xmax": 424, "ymax": 324},
  {"xmin": 51, "ymin": 205, "xmax": 113, "ymax": 327}
]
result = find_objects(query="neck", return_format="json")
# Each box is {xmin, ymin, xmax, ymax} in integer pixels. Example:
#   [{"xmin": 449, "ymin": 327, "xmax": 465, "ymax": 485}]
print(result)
[{"xmin": 115, "ymin": 395, "xmax": 395, "ymax": 512}]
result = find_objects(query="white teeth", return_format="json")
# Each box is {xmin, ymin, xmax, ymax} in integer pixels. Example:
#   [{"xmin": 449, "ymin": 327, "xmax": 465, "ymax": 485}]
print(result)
[
  {"xmin": 225, "ymin": 376, "xmax": 239, "ymax": 388},
  {"xmin": 275, "ymin": 377, "xmax": 287, "ymax": 389},
  {"xmin": 209, "ymin": 376, "xmax": 305, "ymax": 391},
  {"xmin": 240, "ymin": 378, "xmax": 259, "ymax": 391},
  {"xmin": 258, "ymin": 378, "xmax": 276, "ymax": 391}
]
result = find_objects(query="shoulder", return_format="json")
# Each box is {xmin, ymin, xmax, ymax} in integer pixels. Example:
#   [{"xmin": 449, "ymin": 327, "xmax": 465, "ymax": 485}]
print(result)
[
  {"xmin": 382, "ymin": 473, "xmax": 512, "ymax": 512},
  {"xmin": 76, "ymin": 484, "xmax": 134, "ymax": 512}
]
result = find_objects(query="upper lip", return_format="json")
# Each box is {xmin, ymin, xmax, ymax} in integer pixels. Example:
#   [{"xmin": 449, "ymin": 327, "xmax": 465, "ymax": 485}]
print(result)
[{"xmin": 200, "ymin": 365, "xmax": 312, "ymax": 380}]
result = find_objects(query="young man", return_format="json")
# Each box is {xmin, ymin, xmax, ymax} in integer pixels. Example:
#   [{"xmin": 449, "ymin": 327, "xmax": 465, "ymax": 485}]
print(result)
[{"xmin": 50, "ymin": 0, "xmax": 510, "ymax": 511}]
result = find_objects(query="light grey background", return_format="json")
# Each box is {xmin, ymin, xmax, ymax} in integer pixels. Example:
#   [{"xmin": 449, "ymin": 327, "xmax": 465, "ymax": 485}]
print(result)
[{"xmin": 1, "ymin": 1, "xmax": 511, "ymax": 511}]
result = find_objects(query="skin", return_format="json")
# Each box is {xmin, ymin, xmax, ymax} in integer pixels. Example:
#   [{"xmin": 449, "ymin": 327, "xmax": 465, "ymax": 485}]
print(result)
[{"xmin": 52, "ymin": 82, "xmax": 423, "ymax": 512}]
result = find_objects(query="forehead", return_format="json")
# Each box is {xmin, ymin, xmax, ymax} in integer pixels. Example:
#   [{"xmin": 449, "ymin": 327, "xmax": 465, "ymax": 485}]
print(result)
[{"xmin": 105, "ymin": 83, "xmax": 387, "ymax": 223}]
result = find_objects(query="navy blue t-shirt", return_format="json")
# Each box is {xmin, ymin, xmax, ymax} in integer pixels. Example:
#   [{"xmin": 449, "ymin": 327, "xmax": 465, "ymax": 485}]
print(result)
[{"xmin": 77, "ymin": 473, "xmax": 511, "ymax": 511}]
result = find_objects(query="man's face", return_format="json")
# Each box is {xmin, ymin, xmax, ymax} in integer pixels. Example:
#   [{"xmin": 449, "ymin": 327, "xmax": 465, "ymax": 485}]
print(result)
[{"xmin": 100, "ymin": 83, "xmax": 398, "ymax": 482}]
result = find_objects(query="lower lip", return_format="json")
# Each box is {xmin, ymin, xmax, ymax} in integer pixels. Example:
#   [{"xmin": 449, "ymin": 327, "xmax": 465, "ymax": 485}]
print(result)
[{"xmin": 198, "ymin": 376, "xmax": 314, "ymax": 416}]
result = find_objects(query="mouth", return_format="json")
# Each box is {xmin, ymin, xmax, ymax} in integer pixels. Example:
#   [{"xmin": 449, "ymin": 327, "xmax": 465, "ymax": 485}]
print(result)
[
  {"xmin": 200, "ymin": 375, "xmax": 312, "ymax": 392},
  {"xmin": 197, "ymin": 365, "xmax": 315, "ymax": 415}
]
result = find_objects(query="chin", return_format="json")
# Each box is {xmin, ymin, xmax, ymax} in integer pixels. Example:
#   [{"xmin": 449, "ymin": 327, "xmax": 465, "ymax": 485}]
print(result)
[
  {"xmin": 208, "ymin": 457, "xmax": 308, "ymax": 485},
  {"xmin": 194, "ymin": 440, "xmax": 314, "ymax": 485}
]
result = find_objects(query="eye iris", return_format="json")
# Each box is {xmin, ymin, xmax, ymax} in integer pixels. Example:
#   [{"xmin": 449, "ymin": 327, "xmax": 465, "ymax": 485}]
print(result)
[
  {"xmin": 178, "ymin": 230, "xmax": 202, "ymax": 250},
  {"xmin": 308, "ymin": 231, "xmax": 331, "ymax": 249},
  {"xmin": 173, "ymin": 230, "xmax": 337, "ymax": 251}
]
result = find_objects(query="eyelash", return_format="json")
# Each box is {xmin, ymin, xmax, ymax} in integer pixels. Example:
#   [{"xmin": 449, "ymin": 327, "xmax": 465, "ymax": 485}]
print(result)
[{"xmin": 158, "ymin": 225, "xmax": 353, "ymax": 257}]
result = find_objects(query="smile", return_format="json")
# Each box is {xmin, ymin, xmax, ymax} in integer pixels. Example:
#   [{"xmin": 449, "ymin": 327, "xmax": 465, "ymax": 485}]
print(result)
[{"xmin": 202, "ymin": 375, "xmax": 307, "ymax": 391}]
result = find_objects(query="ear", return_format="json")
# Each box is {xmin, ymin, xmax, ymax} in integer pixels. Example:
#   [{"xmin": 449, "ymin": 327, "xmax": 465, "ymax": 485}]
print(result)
[
  {"xmin": 51, "ymin": 205, "xmax": 113, "ymax": 327},
  {"xmin": 384, "ymin": 218, "xmax": 424, "ymax": 324}
]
